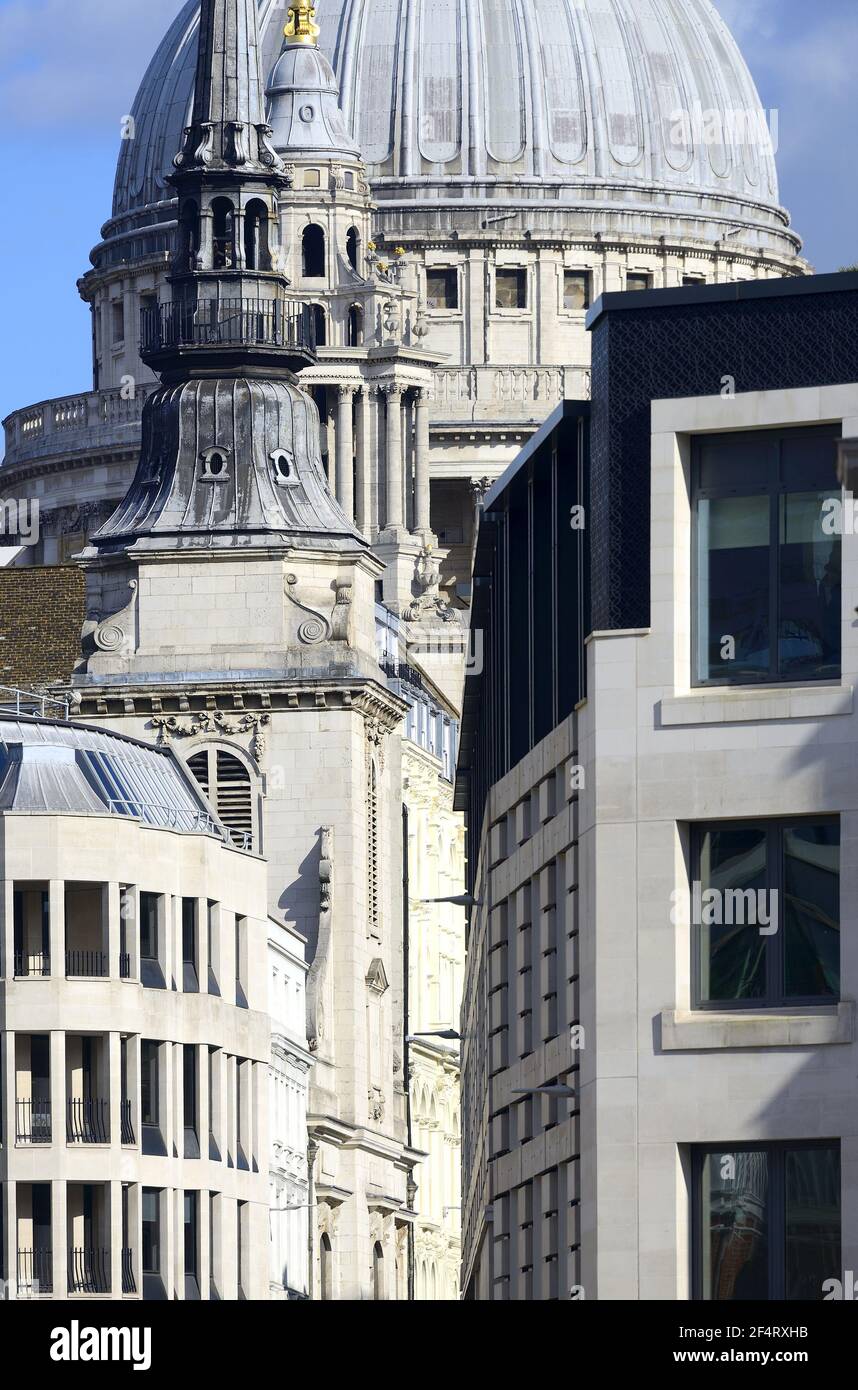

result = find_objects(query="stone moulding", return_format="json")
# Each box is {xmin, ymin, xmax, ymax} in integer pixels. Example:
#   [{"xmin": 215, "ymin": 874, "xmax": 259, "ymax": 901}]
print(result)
[
  {"xmin": 150, "ymin": 709, "xmax": 271, "ymax": 759},
  {"xmin": 66, "ymin": 681, "xmax": 407, "ymax": 731}
]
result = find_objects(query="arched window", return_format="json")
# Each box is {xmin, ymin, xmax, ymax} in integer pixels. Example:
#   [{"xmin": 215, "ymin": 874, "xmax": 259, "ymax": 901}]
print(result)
[
  {"xmin": 302, "ymin": 224, "xmax": 326, "ymax": 277},
  {"xmin": 346, "ymin": 226, "xmax": 360, "ymax": 271},
  {"xmin": 212, "ymin": 198, "xmax": 235, "ymax": 270},
  {"xmin": 187, "ymin": 746, "xmax": 256, "ymax": 850},
  {"xmin": 179, "ymin": 200, "xmax": 200, "ymax": 270},
  {"xmin": 320, "ymin": 1234, "xmax": 333, "ymax": 1301},
  {"xmin": 373, "ymin": 1241, "xmax": 384, "ymax": 1300},
  {"xmin": 243, "ymin": 200, "xmax": 271, "ymax": 271},
  {"xmin": 347, "ymin": 305, "xmax": 363, "ymax": 348},
  {"xmin": 312, "ymin": 304, "xmax": 327, "ymax": 347}
]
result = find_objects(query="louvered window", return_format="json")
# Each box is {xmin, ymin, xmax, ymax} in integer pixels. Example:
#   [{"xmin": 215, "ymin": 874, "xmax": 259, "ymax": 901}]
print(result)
[
  {"xmin": 367, "ymin": 760, "xmax": 380, "ymax": 939},
  {"xmin": 187, "ymin": 747, "xmax": 255, "ymax": 851}
]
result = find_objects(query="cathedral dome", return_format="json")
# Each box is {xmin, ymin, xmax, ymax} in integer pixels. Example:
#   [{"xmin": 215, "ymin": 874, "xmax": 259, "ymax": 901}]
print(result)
[{"xmin": 109, "ymin": 0, "xmax": 795, "ymax": 251}]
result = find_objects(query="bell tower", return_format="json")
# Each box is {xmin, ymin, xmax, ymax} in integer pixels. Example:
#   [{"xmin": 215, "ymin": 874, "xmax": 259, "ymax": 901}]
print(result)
[{"xmin": 72, "ymin": 0, "xmax": 421, "ymax": 1301}]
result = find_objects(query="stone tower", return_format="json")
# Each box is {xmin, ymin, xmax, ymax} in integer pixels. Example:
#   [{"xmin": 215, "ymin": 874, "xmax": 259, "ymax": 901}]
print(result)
[{"xmin": 72, "ymin": 0, "xmax": 420, "ymax": 1300}]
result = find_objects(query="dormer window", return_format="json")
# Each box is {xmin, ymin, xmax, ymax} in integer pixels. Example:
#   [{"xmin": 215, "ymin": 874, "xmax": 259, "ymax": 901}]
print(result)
[
  {"xmin": 200, "ymin": 446, "xmax": 231, "ymax": 481},
  {"xmin": 271, "ymin": 450, "xmax": 297, "ymax": 486}
]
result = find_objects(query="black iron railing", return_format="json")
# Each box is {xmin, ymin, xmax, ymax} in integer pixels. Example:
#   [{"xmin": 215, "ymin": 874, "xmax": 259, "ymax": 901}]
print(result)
[
  {"xmin": 120, "ymin": 952, "xmax": 131, "ymax": 979},
  {"xmin": 68, "ymin": 1248, "xmax": 110, "ymax": 1295},
  {"xmin": 120, "ymin": 1099, "xmax": 136, "ymax": 1145},
  {"xmin": 122, "ymin": 1248, "xmax": 136, "ymax": 1296},
  {"xmin": 17, "ymin": 1248, "xmax": 53, "ymax": 1295},
  {"xmin": 13, "ymin": 951, "xmax": 50, "ymax": 978},
  {"xmin": 67, "ymin": 1097, "xmax": 110, "ymax": 1144},
  {"xmin": 65, "ymin": 950, "xmax": 108, "ymax": 978},
  {"xmin": 15, "ymin": 1098, "xmax": 52, "ymax": 1145},
  {"xmin": 141, "ymin": 298, "xmax": 315, "ymax": 356}
]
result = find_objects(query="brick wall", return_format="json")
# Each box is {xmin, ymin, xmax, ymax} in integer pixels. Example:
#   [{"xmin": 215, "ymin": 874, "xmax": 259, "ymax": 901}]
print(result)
[{"xmin": 0, "ymin": 565, "xmax": 85, "ymax": 689}]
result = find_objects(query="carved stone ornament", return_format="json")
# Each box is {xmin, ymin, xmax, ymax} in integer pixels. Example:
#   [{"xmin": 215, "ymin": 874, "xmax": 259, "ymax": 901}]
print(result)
[
  {"xmin": 366, "ymin": 957, "xmax": 390, "ymax": 996},
  {"xmin": 284, "ymin": 572, "xmax": 333, "ymax": 645},
  {"xmin": 150, "ymin": 709, "xmax": 270, "ymax": 760},
  {"xmin": 82, "ymin": 581, "xmax": 139, "ymax": 658}
]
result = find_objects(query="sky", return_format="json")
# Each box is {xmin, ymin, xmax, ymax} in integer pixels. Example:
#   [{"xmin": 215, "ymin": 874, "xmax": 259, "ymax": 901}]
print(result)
[{"xmin": 0, "ymin": 0, "xmax": 856, "ymax": 426}]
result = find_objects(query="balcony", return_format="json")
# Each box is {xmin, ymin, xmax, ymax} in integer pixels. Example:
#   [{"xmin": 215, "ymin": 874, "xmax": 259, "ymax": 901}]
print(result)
[
  {"xmin": 68, "ymin": 1247, "xmax": 110, "ymax": 1296},
  {"xmin": 140, "ymin": 297, "xmax": 316, "ymax": 366},
  {"xmin": 122, "ymin": 1248, "xmax": 136, "ymax": 1296},
  {"xmin": 65, "ymin": 950, "xmax": 108, "ymax": 979},
  {"xmin": 121, "ymin": 1099, "xmax": 136, "ymax": 1146},
  {"xmin": 431, "ymin": 364, "xmax": 591, "ymax": 422},
  {"xmin": 2, "ymin": 385, "xmax": 151, "ymax": 472},
  {"xmin": 17, "ymin": 1248, "xmax": 52, "ymax": 1296},
  {"xmin": 16, "ymin": 1099, "xmax": 52, "ymax": 1145},
  {"xmin": 66, "ymin": 1098, "xmax": 110, "ymax": 1145},
  {"xmin": 13, "ymin": 952, "xmax": 50, "ymax": 979}
]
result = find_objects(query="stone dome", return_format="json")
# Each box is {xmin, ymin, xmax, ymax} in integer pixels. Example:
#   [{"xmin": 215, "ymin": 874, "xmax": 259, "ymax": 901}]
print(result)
[{"xmin": 109, "ymin": 0, "xmax": 796, "ymax": 252}]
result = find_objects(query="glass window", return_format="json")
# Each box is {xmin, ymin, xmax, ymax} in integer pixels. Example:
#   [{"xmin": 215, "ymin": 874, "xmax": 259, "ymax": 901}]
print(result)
[
  {"xmin": 184, "ymin": 1045, "xmax": 199, "ymax": 1159},
  {"xmin": 496, "ymin": 269, "xmax": 527, "ymax": 310},
  {"xmin": 142, "ymin": 1189, "xmax": 160, "ymax": 1274},
  {"xmin": 427, "ymin": 268, "xmax": 458, "ymax": 311},
  {"xmin": 563, "ymin": 271, "xmax": 590, "ymax": 311},
  {"xmin": 626, "ymin": 273, "xmax": 652, "ymax": 292},
  {"xmin": 693, "ymin": 429, "xmax": 841, "ymax": 685},
  {"xmin": 184, "ymin": 1192, "xmax": 200, "ymax": 1299},
  {"xmin": 694, "ymin": 819, "xmax": 839, "ymax": 1008},
  {"xmin": 182, "ymin": 898, "xmax": 198, "ymax": 992},
  {"xmin": 694, "ymin": 1144, "xmax": 840, "ymax": 1300},
  {"xmin": 141, "ymin": 1041, "xmax": 159, "ymax": 1127}
]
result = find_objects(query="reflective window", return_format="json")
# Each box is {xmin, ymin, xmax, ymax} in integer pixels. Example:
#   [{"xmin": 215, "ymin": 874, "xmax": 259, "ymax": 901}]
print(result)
[
  {"xmin": 563, "ymin": 270, "xmax": 590, "ymax": 311},
  {"xmin": 694, "ymin": 819, "xmax": 839, "ymax": 1007},
  {"xmin": 495, "ymin": 269, "xmax": 527, "ymax": 310},
  {"xmin": 694, "ymin": 1144, "xmax": 840, "ymax": 1300},
  {"xmin": 693, "ymin": 429, "xmax": 841, "ymax": 685},
  {"xmin": 427, "ymin": 268, "xmax": 458, "ymax": 311}
]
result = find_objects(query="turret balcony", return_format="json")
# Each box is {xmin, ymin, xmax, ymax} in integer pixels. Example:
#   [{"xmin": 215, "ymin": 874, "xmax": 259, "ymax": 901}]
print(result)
[{"xmin": 140, "ymin": 297, "xmax": 317, "ymax": 376}]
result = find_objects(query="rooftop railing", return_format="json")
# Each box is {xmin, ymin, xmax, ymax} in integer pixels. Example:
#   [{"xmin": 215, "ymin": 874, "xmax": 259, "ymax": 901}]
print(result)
[
  {"xmin": 0, "ymin": 686, "xmax": 70, "ymax": 720},
  {"xmin": 141, "ymin": 298, "xmax": 316, "ymax": 357}
]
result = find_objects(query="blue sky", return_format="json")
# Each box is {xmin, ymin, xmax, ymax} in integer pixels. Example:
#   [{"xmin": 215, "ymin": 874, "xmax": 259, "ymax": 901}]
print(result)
[{"xmin": 0, "ymin": 0, "xmax": 856, "ymax": 425}]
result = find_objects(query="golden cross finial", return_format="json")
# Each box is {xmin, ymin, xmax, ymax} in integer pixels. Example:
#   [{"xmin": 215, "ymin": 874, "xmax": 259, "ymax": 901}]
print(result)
[{"xmin": 285, "ymin": 1, "xmax": 321, "ymax": 45}]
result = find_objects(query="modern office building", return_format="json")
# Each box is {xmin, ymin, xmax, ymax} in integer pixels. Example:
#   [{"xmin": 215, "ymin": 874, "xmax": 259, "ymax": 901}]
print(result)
[
  {"xmin": 0, "ymin": 713, "xmax": 272, "ymax": 1300},
  {"xmin": 458, "ymin": 271, "xmax": 858, "ymax": 1300}
]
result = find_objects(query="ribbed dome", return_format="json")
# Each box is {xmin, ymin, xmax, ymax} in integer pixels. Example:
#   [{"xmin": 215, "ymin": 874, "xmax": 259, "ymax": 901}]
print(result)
[{"xmin": 112, "ymin": 0, "xmax": 786, "ymax": 232}]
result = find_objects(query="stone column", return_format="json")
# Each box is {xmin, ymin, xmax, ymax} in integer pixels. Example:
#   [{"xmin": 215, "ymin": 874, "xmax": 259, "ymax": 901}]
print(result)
[
  {"xmin": 109, "ymin": 1181, "xmax": 123, "ymax": 1297},
  {"xmin": 384, "ymin": 384, "xmax": 405, "ymax": 532},
  {"xmin": 107, "ymin": 881, "xmax": 121, "ymax": 980},
  {"xmin": 51, "ymin": 1179, "xmax": 68, "ymax": 1299},
  {"xmin": 49, "ymin": 879, "xmax": 64, "ymax": 980},
  {"xmin": 108, "ymin": 1032, "xmax": 122, "ymax": 1149},
  {"xmin": 414, "ymin": 388, "xmax": 432, "ymax": 537},
  {"xmin": 355, "ymin": 386, "xmax": 374, "ymax": 537},
  {"xmin": 1, "ymin": 878, "xmax": 13, "ymax": 980},
  {"xmin": 50, "ymin": 1031, "xmax": 65, "ymax": 1152},
  {"xmin": 336, "ymin": 385, "xmax": 356, "ymax": 521}
]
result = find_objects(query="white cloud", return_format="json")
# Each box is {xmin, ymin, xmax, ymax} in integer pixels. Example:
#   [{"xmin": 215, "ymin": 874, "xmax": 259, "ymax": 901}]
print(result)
[{"xmin": 0, "ymin": 0, "xmax": 188, "ymax": 128}]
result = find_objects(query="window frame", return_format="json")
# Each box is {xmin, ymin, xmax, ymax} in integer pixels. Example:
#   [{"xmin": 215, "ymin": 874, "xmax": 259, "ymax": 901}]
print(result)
[
  {"xmin": 494, "ymin": 267, "xmax": 528, "ymax": 313},
  {"xmin": 691, "ymin": 1140, "xmax": 841, "ymax": 1301},
  {"xmin": 562, "ymin": 269, "xmax": 591, "ymax": 313},
  {"xmin": 690, "ymin": 815, "xmax": 840, "ymax": 1011},
  {"xmin": 426, "ymin": 266, "xmax": 460, "ymax": 314},
  {"xmin": 690, "ymin": 425, "xmax": 842, "ymax": 688}
]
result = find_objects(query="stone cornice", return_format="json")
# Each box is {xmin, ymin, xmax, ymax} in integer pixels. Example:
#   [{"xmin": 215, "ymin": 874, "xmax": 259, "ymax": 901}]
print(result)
[{"xmin": 65, "ymin": 679, "xmax": 407, "ymax": 733}]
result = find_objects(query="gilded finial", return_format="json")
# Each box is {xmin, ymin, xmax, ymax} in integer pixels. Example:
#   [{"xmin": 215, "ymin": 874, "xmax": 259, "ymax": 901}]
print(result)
[{"xmin": 285, "ymin": 1, "xmax": 321, "ymax": 45}]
